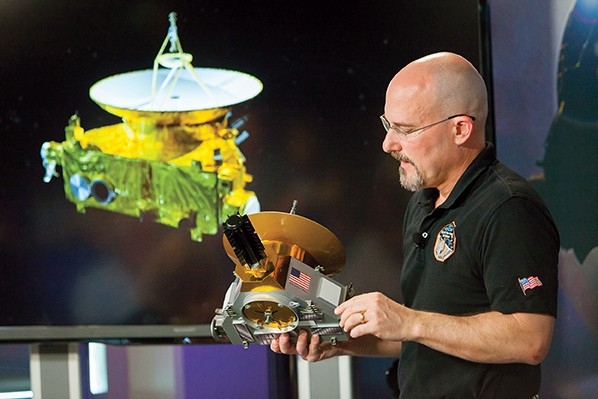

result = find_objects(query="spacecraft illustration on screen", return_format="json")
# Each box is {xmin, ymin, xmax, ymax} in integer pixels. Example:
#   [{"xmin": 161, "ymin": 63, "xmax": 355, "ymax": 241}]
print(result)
[
  {"xmin": 40, "ymin": 13, "xmax": 262, "ymax": 241},
  {"xmin": 212, "ymin": 208, "xmax": 352, "ymax": 347}
]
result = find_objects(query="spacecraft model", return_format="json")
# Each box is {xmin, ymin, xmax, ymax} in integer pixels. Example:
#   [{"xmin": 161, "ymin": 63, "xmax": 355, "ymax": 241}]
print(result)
[
  {"xmin": 212, "ymin": 207, "xmax": 352, "ymax": 347},
  {"xmin": 40, "ymin": 12, "xmax": 262, "ymax": 241}
]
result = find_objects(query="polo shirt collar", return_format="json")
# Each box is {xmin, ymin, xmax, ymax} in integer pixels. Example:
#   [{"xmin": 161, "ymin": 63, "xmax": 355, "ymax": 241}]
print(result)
[{"xmin": 419, "ymin": 142, "xmax": 497, "ymax": 211}]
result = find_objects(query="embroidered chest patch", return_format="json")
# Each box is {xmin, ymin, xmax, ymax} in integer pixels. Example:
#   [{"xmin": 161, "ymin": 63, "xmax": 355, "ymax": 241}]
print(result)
[{"xmin": 434, "ymin": 221, "xmax": 457, "ymax": 262}]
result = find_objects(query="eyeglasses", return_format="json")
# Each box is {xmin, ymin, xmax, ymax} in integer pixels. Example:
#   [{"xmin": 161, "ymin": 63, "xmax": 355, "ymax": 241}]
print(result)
[{"xmin": 380, "ymin": 113, "xmax": 476, "ymax": 141}]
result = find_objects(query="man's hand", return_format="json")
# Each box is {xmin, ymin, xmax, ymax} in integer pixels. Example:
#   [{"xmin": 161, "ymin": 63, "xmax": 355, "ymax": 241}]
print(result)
[
  {"xmin": 335, "ymin": 292, "xmax": 415, "ymax": 341},
  {"xmin": 269, "ymin": 317, "xmax": 403, "ymax": 361},
  {"xmin": 270, "ymin": 330, "xmax": 340, "ymax": 362}
]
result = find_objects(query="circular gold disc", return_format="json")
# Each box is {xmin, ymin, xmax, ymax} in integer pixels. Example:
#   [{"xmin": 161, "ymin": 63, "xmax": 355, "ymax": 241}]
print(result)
[
  {"xmin": 223, "ymin": 211, "xmax": 346, "ymax": 275},
  {"xmin": 242, "ymin": 300, "xmax": 297, "ymax": 331}
]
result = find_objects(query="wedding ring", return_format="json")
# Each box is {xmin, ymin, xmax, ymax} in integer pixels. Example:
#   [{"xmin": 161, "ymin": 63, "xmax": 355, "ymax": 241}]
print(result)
[{"xmin": 359, "ymin": 311, "xmax": 366, "ymax": 324}]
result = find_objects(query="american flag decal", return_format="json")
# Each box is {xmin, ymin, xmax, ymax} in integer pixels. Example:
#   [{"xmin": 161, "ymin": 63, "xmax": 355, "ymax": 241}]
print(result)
[
  {"xmin": 518, "ymin": 276, "xmax": 543, "ymax": 296},
  {"xmin": 289, "ymin": 267, "xmax": 311, "ymax": 292}
]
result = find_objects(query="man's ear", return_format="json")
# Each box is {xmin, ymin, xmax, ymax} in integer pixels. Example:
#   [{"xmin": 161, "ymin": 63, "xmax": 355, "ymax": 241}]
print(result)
[{"xmin": 453, "ymin": 117, "xmax": 474, "ymax": 145}]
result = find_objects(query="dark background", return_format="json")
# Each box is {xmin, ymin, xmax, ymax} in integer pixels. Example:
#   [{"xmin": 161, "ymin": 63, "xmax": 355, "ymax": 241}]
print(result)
[{"xmin": 0, "ymin": 0, "xmax": 485, "ymax": 334}]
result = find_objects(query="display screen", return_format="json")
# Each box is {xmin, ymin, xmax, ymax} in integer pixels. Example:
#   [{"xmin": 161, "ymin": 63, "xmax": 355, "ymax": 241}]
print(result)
[{"xmin": 0, "ymin": 0, "xmax": 486, "ymax": 341}]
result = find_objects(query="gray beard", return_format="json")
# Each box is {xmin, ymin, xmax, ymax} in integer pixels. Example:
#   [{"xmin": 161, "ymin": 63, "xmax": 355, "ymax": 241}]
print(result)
[{"xmin": 399, "ymin": 166, "xmax": 424, "ymax": 192}]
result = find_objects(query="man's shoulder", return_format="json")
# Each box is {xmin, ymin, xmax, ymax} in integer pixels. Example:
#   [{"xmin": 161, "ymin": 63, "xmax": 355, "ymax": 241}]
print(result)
[{"xmin": 485, "ymin": 161, "xmax": 544, "ymax": 201}]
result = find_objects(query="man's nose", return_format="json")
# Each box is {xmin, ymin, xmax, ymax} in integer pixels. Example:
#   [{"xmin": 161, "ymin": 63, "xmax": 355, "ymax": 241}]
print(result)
[{"xmin": 382, "ymin": 130, "xmax": 401, "ymax": 153}]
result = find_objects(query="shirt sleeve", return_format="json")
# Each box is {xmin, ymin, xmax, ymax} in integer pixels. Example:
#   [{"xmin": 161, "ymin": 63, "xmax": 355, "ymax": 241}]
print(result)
[{"xmin": 480, "ymin": 196, "xmax": 559, "ymax": 316}]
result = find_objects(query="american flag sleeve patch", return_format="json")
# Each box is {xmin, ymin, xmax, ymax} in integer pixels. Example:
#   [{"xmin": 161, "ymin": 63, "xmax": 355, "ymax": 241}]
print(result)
[{"xmin": 518, "ymin": 276, "xmax": 543, "ymax": 296}]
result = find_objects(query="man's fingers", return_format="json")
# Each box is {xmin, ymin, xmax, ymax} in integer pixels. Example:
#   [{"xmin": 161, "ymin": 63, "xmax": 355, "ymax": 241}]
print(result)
[
  {"xmin": 295, "ymin": 330, "xmax": 311, "ymax": 358},
  {"xmin": 278, "ymin": 333, "xmax": 295, "ymax": 354},
  {"xmin": 308, "ymin": 333, "xmax": 321, "ymax": 356},
  {"xmin": 270, "ymin": 330, "xmax": 332, "ymax": 362},
  {"xmin": 270, "ymin": 339, "xmax": 281, "ymax": 353}
]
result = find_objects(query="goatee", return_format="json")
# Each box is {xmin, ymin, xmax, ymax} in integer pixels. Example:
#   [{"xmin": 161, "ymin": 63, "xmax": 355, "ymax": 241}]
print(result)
[{"xmin": 391, "ymin": 151, "xmax": 423, "ymax": 192}]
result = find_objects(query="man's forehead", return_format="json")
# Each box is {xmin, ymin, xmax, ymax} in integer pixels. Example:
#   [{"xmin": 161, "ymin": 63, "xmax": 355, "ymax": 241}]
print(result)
[{"xmin": 387, "ymin": 78, "xmax": 430, "ymax": 109}]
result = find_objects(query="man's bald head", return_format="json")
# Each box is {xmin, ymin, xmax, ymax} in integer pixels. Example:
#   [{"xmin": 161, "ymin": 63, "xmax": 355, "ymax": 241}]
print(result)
[{"xmin": 386, "ymin": 52, "xmax": 488, "ymax": 143}]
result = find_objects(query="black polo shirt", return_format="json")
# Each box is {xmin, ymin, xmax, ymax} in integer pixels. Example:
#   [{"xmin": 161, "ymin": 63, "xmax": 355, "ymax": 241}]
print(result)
[{"xmin": 398, "ymin": 143, "xmax": 559, "ymax": 399}]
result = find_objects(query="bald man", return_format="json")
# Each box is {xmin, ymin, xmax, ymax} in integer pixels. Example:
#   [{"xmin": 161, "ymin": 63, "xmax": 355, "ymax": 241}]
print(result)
[{"xmin": 271, "ymin": 52, "xmax": 559, "ymax": 399}]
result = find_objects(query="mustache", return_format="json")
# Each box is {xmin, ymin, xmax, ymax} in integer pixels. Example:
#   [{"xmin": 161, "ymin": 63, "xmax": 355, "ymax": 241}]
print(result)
[{"xmin": 391, "ymin": 151, "xmax": 412, "ymax": 164}]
